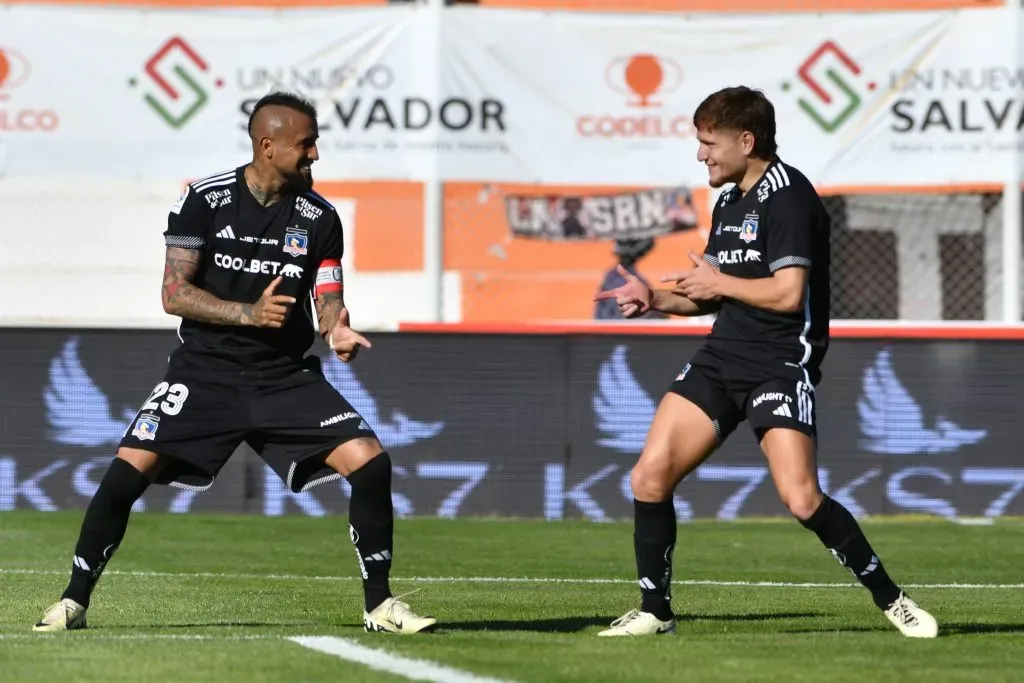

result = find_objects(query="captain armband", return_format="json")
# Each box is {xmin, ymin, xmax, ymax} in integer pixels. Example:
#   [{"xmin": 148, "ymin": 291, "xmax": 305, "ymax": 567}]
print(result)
[{"xmin": 315, "ymin": 259, "xmax": 343, "ymax": 298}]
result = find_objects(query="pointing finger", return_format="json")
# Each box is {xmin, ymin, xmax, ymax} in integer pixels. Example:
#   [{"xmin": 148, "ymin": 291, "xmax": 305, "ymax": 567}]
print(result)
[{"xmin": 262, "ymin": 275, "xmax": 284, "ymax": 297}]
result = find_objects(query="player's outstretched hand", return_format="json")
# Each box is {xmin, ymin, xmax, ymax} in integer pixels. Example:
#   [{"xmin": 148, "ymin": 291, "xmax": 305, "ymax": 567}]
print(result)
[
  {"xmin": 329, "ymin": 319, "xmax": 372, "ymax": 363},
  {"xmin": 252, "ymin": 276, "xmax": 297, "ymax": 328},
  {"xmin": 661, "ymin": 252, "xmax": 722, "ymax": 302},
  {"xmin": 594, "ymin": 264, "xmax": 653, "ymax": 318}
]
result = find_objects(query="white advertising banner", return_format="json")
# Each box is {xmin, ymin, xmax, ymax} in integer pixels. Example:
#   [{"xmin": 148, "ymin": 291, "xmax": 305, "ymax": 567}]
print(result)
[
  {"xmin": 0, "ymin": 6, "xmax": 1020, "ymax": 186},
  {"xmin": 0, "ymin": 6, "xmax": 506, "ymax": 182},
  {"xmin": 443, "ymin": 7, "xmax": 1021, "ymax": 187}
]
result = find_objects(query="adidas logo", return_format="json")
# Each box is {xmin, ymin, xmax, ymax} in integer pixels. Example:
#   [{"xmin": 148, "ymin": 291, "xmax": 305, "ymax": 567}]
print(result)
[
  {"xmin": 216, "ymin": 225, "xmax": 236, "ymax": 239},
  {"xmin": 364, "ymin": 550, "xmax": 392, "ymax": 562},
  {"xmin": 358, "ymin": 419, "xmax": 371, "ymax": 431},
  {"xmin": 860, "ymin": 554, "xmax": 879, "ymax": 576},
  {"xmin": 772, "ymin": 403, "xmax": 793, "ymax": 418}
]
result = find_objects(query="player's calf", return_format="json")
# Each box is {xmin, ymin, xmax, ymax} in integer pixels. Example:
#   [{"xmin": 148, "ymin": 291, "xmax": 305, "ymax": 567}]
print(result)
[
  {"xmin": 610, "ymin": 393, "xmax": 721, "ymax": 634},
  {"xmin": 800, "ymin": 496, "xmax": 939, "ymax": 637},
  {"xmin": 630, "ymin": 498, "xmax": 677, "ymax": 622},
  {"xmin": 340, "ymin": 450, "xmax": 396, "ymax": 613},
  {"xmin": 36, "ymin": 456, "xmax": 151, "ymax": 631},
  {"xmin": 799, "ymin": 495, "xmax": 901, "ymax": 608},
  {"xmin": 628, "ymin": 447, "xmax": 683, "ymax": 624},
  {"xmin": 760, "ymin": 427, "xmax": 938, "ymax": 637}
]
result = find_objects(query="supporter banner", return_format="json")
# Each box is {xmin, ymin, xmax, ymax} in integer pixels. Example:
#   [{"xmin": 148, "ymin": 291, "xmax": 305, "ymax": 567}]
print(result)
[
  {"xmin": 1, "ymin": 7, "xmax": 1020, "ymax": 185},
  {"xmin": 504, "ymin": 186, "xmax": 699, "ymax": 241},
  {"xmin": 1, "ymin": 329, "xmax": 1020, "ymax": 521}
]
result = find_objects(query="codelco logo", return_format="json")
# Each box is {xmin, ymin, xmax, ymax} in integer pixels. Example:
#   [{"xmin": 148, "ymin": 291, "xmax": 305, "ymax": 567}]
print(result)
[
  {"xmin": 129, "ymin": 36, "xmax": 223, "ymax": 129},
  {"xmin": 0, "ymin": 47, "xmax": 29, "ymax": 96},
  {"xmin": 0, "ymin": 46, "xmax": 59, "ymax": 132},
  {"xmin": 577, "ymin": 53, "xmax": 694, "ymax": 139},
  {"xmin": 783, "ymin": 40, "xmax": 877, "ymax": 133}
]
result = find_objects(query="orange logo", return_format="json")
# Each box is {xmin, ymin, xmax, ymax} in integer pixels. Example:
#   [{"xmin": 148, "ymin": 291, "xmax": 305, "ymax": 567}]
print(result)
[
  {"xmin": 0, "ymin": 47, "xmax": 30, "ymax": 98},
  {"xmin": 0, "ymin": 46, "xmax": 58, "ymax": 132},
  {"xmin": 605, "ymin": 54, "xmax": 682, "ymax": 108},
  {"xmin": 577, "ymin": 54, "xmax": 693, "ymax": 139}
]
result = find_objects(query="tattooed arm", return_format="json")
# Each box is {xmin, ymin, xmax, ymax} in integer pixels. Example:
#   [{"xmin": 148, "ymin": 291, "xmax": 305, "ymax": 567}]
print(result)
[
  {"xmin": 316, "ymin": 287, "xmax": 370, "ymax": 362},
  {"xmin": 161, "ymin": 247, "xmax": 256, "ymax": 325},
  {"xmin": 314, "ymin": 290, "xmax": 348, "ymax": 343}
]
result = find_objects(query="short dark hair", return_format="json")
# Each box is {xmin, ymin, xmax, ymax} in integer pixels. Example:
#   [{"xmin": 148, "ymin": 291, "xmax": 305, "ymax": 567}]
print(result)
[
  {"xmin": 615, "ymin": 237, "xmax": 655, "ymax": 261},
  {"xmin": 247, "ymin": 91, "xmax": 317, "ymax": 135},
  {"xmin": 693, "ymin": 86, "xmax": 777, "ymax": 160}
]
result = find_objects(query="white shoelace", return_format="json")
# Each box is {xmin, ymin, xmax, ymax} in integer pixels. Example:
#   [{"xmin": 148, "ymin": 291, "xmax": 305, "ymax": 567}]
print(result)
[
  {"xmin": 609, "ymin": 609, "xmax": 642, "ymax": 628},
  {"xmin": 385, "ymin": 587, "xmax": 424, "ymax": 620},
  {"xmin": 890, "ymin": 599, "xmax": 919, "ymax": 626}
]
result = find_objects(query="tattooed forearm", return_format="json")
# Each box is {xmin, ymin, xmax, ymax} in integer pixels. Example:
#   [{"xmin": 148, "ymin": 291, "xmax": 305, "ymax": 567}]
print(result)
[
  {"xmin": 161, "ymin": 247, "xmax": 254, "ymax": 326},
  {"xmin": 315, "ymin": 291, "xmax": 347, "ymax": 340},
  {"xmin": 171, "ymin": 288, "xmax": 255, "ymax": 326}
]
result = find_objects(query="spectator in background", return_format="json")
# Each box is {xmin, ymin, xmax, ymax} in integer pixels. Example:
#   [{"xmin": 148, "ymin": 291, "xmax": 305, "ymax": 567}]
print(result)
[
  {"xmin": 594, "ymin": 238, "xmax": 665, "ymax": 320},
  {"xmin": 560, "ymin": 197, "xmax": 587, "ymax": 239}
]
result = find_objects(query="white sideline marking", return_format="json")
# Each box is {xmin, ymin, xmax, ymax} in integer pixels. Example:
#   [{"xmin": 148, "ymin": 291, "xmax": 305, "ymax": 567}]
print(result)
[
  {"xmin": 1, "ymin": 568, "xmax": 1021, "ymax": 589},
  {"xmin": 290, "ymin": 636, "xmax": 513, "ymax": 683}
]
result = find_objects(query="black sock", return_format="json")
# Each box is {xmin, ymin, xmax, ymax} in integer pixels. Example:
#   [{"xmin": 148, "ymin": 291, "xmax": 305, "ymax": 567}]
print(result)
[
  {"xmin": 634, "ymin": 499, "xmax": 676, "ymax": 621},
  {"xmin": 62, "ymin": 458, "xmax": 150, "ymax": 608},
  {"xmin": 347, "ymin": 452, "xmax": 394, "ymax": 612},
  {"xmin": 800, "ymin": 496, "xmax": 901, "ymax": 609}
]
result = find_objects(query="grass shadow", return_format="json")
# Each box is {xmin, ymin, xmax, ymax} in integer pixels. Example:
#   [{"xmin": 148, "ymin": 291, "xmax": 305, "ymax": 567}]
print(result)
[{"xmin": 442, "ymin": 611, "xmax": 821, "ymax": 634}]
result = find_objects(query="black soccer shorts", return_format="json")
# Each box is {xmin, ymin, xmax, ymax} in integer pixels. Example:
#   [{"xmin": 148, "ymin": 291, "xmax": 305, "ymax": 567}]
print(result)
[
  {"xmin": 668, "ymin": 361, "xmax": 817, "ymax": 442},
  {"xmin": 119, "ymin": 363, "xmax": 378, "ymax": 492}
]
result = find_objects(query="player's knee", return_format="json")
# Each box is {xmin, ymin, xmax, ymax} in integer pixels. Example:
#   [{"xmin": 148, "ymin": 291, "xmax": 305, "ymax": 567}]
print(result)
[
  {"xmin": 326, "ymin": 438, "xmax": 386, "ymax": 478},
  {"xmin": 115, "ymin": 447, "xmax": 164, "ymax": 478},
  {"xmin": 343, "ymin": 447, "xmax": 391, "ymax": 490},
  {"xmin": 630, "ymin": 460, "xmax": 673, "ymax": 502},
  {"xmin": 780, "ymin": 486, "xmax": 824, "ymax": 522}
]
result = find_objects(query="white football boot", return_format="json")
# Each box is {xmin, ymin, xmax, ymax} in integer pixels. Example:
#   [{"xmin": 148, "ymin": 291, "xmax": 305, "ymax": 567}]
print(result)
[
  {"xmin": 884, "ymin": 592, "xmax": 939, "ymax": 638},
  {"xmin": 598, "ymin": 609, "xmax": 676, "ymax": 637},
  {"xmin": 33, "ymin": 599, "xmax": 87, "ymax": 632},
  {"xmin": 364, "ymin": 597, "xmax": 437, "ymax": 634}
]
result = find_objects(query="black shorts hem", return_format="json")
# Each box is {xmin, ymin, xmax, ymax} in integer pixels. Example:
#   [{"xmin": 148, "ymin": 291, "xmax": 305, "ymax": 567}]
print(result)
[
  {"xmin": 750, "ymin": 420, "xmax": 817, "ymax": 441},
  {"xmin": 166, "ymin": 478, "xmax": 216, "ymax": 492},
  {"xmin": 270, "ymin": 433, "xmax": 378, "ymax": 493},
  {"xmin": 141, "ymin": 446, "xmax": 225, "ymax": 491},
  {"xmin": 290, "ymin": 466, "xmax": 343, "ymax": 493}
]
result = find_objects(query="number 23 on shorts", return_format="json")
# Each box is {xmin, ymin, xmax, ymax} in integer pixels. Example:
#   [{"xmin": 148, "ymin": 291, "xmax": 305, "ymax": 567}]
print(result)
[{"xmin": 141, "ymin": 381, "xmax": 190, "ymax": 416}]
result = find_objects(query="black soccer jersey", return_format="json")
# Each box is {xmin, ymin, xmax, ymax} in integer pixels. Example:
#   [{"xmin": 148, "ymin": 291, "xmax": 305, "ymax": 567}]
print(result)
[
  {"xmin": 163, "ymin": 166, "xmax": 343, "ymax": 373},
  {"xmin": 692, "ymin": 159, "xmax": 831, "ymax": 385}
]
